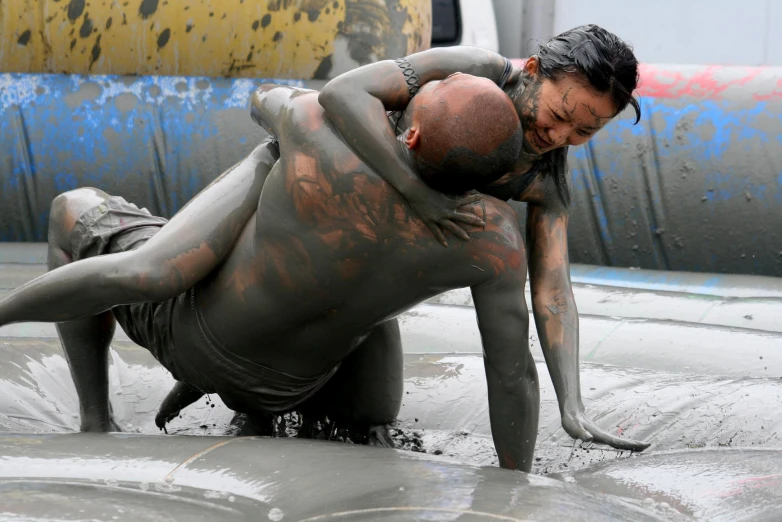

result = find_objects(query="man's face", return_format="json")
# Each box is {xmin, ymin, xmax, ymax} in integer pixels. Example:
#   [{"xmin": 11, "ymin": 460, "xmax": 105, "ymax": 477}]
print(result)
[{"xmin": 514, "ymin": 59, "xmax": 617, "ymax": 154}]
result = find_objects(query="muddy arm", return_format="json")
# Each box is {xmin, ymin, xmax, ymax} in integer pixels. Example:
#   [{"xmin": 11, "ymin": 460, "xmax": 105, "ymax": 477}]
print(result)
[
  {"xmin": 471, "ymin": 265, "xmax": 538, "ymax": 473},
  {"xmin": 0, "ymin": 139, "xmax": 279, "ymax": 325},
  {"xmin": 318, "ymin": 47, "xmax": 513, "ymax": 245},
  {"xmin": 526, "ymin": 192, "xmax": 650, "ymax": 452}
]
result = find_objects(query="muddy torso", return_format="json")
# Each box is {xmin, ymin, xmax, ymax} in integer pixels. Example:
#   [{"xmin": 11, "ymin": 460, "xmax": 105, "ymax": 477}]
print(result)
[{"xmin": 193, "ymin": 92, "xmax": 501, "ymax": 377}]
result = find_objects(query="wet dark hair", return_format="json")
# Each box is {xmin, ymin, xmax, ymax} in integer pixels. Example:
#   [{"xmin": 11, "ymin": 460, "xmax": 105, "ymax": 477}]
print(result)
[
  {"xmin": 536, "ymin": 24, "xmax": 641, "ymax": 124},
  {"xmin": 534, "ymin": 24, "xmax": 641, "ymax": 206}
]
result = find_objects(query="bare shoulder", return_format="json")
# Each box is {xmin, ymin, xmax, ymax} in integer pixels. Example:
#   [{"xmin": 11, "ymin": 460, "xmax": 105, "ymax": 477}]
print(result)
[
  {"xmin": 459, "ymin": 195, "xmax": 526, "ymax": 280},
  {"xmin": 251, "ymin": 85, "xmax": 317, "ymax": 134}
]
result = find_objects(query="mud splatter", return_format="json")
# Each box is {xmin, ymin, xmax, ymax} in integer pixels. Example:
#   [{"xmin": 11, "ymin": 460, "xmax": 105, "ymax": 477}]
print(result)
[
  {"xmin": 139, "ymin": 0, "xmax": 159, "ymax": 19},
  {"xmin": 313, "ymin": 55, "xmax": 333, "ymax": 80},
  {"xmin": 17, "ymin": 30, "xmax": 31, "ymax": 46},
  {"xmin": 89, "ymin": 35, "xmax": 102, "ymax": 69},
  {"xmin": 67, "ymin": 0, "xmax": 85, "ymax": 22},
  {"xmin": 79, "ymin": 14, "xmax": 93, "ymax": 38},
  {"xmin": 157, "ymin": 28, "xmax": 171, "ymax": 49}
]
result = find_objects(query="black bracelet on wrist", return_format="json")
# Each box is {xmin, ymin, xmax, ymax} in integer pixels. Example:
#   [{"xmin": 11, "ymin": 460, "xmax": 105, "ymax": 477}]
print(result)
[
  {"xmin": 498, "ymin": 57, "xmax": 513, "ymax": 89},
  {"xmin": 394, "ymin": 57, "xmax": 421, "ymax": 97}
]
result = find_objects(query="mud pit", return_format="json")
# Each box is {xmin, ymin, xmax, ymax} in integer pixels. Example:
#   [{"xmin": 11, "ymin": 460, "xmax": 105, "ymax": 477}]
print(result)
[
  {"xmin": 3, "ymin": 339, "xmax": 782, "ymax": 478},
  {"xmin": 2, "ymin": 260, "xmax": 782, "ymax": 477},
  {"xmin": 3, "ymin": 260, "xmax": 782, "ymax": 520}
]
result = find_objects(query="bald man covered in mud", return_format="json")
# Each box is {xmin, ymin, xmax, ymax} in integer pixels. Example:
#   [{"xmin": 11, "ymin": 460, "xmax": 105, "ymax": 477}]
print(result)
[{"xmin": 0, "ymin": 73, "xmax": 646, "ymax": 472}]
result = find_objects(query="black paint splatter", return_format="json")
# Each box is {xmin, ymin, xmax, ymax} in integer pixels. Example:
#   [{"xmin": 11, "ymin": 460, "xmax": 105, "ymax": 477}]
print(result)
[
  {"xmin": 313, "ymin": 54, "xmax": 333, "ymax": 79},
  {"xmin": 106, "ymin": 17, "xmax": 113, "ymax": 29},
  {"xmin": 307, "ymin": 9, "xmax": 319, "ymax": 22},
  {"xmin": 185, "ymin": 22, "xmax": 194, "ymax": 33},
  {"xmin": 273, "ymin": 31, "xmax": 283, "ymax": 42},
  {"xmin": 67, "ymin": 0, "xmax": 85, "ymax": 22},
  {"xmin": 17, "ymin": 30, "xmax": 31, "ymax": 46},
  {"xmin": 261, "ymin": 13, "xmax": 272, "ymax": 28},
  {"xmin": 139, "ymin": 0, "xmax": 159, "ymax": 19},
  {"xmin": 70, "ymin": 38, "xmax": 77, "ymax": 50},
  {"xmin": 293, "ymin": 12, "xmax": 301, "ymax": 22},
  {"xmin": 157, "ymin": 28, "xmax": 171, "ymax": 49},
  {"xmin": 251, "ymin": 20, "xmax": 260, "ymax": 31},
  {"xmin": 79, "ymin": 14, "xmax": 93, "ymax": 38},
  {"xmin": 89, "ymin": 35, "xmax": 102, "ymax": 69}
]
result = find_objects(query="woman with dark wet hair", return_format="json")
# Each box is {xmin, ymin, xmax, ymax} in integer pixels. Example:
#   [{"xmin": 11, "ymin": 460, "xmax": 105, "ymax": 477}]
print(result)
[{"xmin": 318, "ymin": 24, "xmax": 648, "ymax": 455}]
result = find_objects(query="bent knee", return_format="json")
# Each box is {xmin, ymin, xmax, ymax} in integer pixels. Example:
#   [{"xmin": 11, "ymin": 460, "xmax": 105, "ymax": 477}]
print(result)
[
  {"xmin": 50, "ymin": 188, "xmax": 110, "ymax": 235},
  {"xmin": 49, "ymin": 188, "xmax": 112, "ymax": 252}
]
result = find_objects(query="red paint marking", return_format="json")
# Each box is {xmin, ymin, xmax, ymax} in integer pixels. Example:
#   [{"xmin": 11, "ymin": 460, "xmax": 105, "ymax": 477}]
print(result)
[
  {"xmin": 712, "ymin": 474, "xmax": 782, "ymax": 499},
  {"xmin": 636, "ymin": 64, "xmax": 765, "ymax": 100},
  {"xmin": 752, "ymin": 77, "xmax": 782, "ymax": 101},
  {"xmin": 509, "ymin": 59, "xmax": 782, "ymax": 101}
]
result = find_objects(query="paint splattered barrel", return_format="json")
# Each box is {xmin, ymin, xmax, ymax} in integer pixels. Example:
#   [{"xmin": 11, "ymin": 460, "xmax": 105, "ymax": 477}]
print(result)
[
  {"xmin": 0, "ymin": 0, "xmax": 431, "ymax": 79},
  {"xmin": 3, "ymin": 64, "xmax": 782, "ymax": 278}
]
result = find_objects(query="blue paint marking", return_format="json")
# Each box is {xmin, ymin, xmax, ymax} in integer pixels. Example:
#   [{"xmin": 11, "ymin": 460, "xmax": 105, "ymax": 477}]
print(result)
[
  {"xmin": 1, "ymin": 71, "xmax": 781, "ymax": 248},
  {"xmin": 0, "ymin": 73, "xmax": 304, "ymax": 241}
]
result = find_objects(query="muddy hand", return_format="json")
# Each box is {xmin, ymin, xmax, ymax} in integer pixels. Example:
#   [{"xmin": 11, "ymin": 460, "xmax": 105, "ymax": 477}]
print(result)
[
  {"xmin": 408, "ymin": 188, "xmax": 486, "ymax": 247},
  {"xmin": 562, "ymin": 409, "xmax": 651, "ymax": 452},
  {"xmin": 368, "ymin": 424, "xmax": 396, "ymax": 448},
  {"xmin": 155, "ymin": 381, "xmax": 204, "ymax": 430}
]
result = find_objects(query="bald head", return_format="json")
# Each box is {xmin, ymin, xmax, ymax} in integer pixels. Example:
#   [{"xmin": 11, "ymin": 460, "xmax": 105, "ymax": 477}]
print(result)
[{"xmin": 404, "ymin": 73, "xmax": 523, "ymax": 194}]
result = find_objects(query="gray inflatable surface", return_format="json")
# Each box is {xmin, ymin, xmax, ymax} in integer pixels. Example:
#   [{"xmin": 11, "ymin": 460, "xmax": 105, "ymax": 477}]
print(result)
[
  {"xmin": 2, "ymin": 254, "xmax": 782, "ymax": 520},
  {"xmin": 0, "ymin": 433, "xmax": 673, "ymax": 522},
  {"xmin": 553, "ymin": 448, "xmax": 782, "ymax": 522}
]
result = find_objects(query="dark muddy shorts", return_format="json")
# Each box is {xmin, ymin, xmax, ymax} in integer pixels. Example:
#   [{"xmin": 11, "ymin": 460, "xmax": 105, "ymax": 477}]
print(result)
[
  {"xmin": 69, "ymin": 196, "xmax": 183, "ymax": 373},
  {"xmin": 70, "ymin": 195, "xmax": 339, "ymax": 414},
  {"xmin": 70, "ymin": 196, "xmax": 169, "ymax": 262}
]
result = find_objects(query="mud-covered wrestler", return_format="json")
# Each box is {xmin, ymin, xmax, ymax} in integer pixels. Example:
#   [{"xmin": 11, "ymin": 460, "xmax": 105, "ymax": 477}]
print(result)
[
  {"xmin": 0, "ymin": 73, "xmax": 648, "ymax": 472},
  {"xmin": 316, "ymin": 24, "xmax": 648, "ymax": 452}
]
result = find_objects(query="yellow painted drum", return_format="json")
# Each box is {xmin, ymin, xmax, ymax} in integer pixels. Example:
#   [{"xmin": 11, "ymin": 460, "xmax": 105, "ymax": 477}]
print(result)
[{"xmin": 0, "ymin": 0, "xmax": 432, "ymax": 78}]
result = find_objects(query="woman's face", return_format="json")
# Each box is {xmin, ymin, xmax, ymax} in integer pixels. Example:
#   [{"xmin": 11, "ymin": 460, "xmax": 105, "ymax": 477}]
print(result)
[{"xmin": 513, "ymin": 57, "xmax": 617, "ymax": 154}]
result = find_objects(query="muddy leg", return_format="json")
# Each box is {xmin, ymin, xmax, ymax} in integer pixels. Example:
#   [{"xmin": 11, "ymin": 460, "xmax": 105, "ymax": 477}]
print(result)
[
  {"xmin": 48, "ymin": 188, "xmax": 120, "ymax": 432},
  {"xmin": 303, "ymin": 319, "xmax": 403, "ymax": 447}
]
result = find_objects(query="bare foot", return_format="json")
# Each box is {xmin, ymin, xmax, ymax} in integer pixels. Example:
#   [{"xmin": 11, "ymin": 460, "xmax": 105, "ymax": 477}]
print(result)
[{"xmin": 367, "ymin": 424, "xmax": 396, "ymax": 448}]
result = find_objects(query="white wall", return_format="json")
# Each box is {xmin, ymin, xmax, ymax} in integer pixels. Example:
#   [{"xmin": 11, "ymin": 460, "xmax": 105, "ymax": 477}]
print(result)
[
  {"xmin": 491, "ymin": 0, "xmax": 525, "ymax": 57},
  {"xmin": 553, "ymin": 0, "xmax": 782, "ymax": 66}
]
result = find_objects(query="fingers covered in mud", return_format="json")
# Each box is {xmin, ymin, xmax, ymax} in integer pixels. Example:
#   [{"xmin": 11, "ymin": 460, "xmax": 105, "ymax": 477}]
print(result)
[{"xmin": 563, "ymin": 413, "xmax": 651, "ymax": 453}]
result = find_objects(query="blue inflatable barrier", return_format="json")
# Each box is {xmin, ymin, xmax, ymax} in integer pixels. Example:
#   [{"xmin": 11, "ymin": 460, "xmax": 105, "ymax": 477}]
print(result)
[
  {"xmin": 2, "ymin": 65, "xmax": 782, "ymax": 276},
  {"xmin": 0, "ymin": 73, "xmax": 300, "ymax": 241}
]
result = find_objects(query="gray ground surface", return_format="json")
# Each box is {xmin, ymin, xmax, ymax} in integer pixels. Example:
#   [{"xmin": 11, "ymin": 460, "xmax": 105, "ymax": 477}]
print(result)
[{"xmin": 2, "ymin": 254, "xmax": 782, "ymax": 520}]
